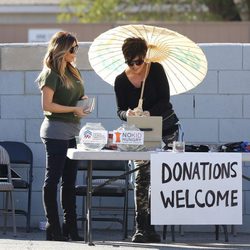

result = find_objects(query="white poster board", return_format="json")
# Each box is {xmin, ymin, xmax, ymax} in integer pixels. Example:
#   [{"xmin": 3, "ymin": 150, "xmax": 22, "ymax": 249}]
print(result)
[{"xmin": 151, "ymin": 152, "xmax": 242, "ymax": 225}]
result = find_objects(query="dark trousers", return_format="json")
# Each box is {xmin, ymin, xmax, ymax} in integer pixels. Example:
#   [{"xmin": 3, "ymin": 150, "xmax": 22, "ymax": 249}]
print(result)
[{"xmin": 41, "ymin": 138, "xmax": 78, "ymax": 226}]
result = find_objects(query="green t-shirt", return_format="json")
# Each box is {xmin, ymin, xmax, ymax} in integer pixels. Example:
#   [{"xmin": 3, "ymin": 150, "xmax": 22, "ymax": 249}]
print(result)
[{"xmin": 39, "ymin": 67, "xmax": 84, "ymax": 123}]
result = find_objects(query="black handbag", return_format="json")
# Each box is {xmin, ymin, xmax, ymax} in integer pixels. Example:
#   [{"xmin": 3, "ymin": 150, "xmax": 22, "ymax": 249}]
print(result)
[
  {"xmin": 218, "ymin": 141, "xmax": 250, "ymax": 152},
  {"xmin": 185, "ymin": 144, "xmax": 209, "ymax": 152}
]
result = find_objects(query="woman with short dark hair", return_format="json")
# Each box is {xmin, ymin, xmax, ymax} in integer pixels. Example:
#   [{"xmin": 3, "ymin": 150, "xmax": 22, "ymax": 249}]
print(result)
[{"xmin": 114, "ymin": 37, "xmax": 179, "ymax": 243}]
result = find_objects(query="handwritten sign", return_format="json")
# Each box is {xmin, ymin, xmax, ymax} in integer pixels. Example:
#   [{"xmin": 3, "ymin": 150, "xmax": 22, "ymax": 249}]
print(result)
[{"xmin": 151, "ymin": 152, "xmax": 242, "ymax": 225}]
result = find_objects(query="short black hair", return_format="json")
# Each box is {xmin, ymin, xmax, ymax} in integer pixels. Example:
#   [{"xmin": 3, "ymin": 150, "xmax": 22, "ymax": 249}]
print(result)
[{"xmin": 122, "ymin": 37, "xmax": 148, "ymax": 62}]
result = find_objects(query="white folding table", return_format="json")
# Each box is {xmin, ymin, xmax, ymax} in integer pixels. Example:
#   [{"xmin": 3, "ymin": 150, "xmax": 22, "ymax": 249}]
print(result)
[{"xmin": 67, "ymin": 149, "xmax": 250, "ymax": 245}]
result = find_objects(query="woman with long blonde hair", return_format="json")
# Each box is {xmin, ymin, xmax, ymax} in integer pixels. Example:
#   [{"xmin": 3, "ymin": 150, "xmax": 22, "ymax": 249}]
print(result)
[{"xmin": 37, "ymin": 31, "xmax": 88, "ymax": 241}]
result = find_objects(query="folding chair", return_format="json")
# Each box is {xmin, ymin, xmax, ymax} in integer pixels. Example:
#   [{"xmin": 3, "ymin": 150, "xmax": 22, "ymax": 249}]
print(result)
[
  {"xmin": 75, "ymin": 160, "xmax": 133, "ymax": 240},
  {"xmin": 0, "ymin": 145, "xmax": 16, "ymax": 236},
  {"xmin": 0, "ymin": 141, "xmax": 33, "ymax": 232}
]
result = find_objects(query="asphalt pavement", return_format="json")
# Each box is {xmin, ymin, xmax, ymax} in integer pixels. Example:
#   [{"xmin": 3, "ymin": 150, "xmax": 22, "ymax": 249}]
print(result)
[{"xmin": 0, "ymin": 227, "xmax": 249, "ymax": 250}]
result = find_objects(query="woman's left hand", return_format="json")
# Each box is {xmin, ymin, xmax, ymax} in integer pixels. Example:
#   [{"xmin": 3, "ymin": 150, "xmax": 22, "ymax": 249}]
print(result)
[{"xmin": 81, "ymin": 95, "xmax": 88, "ymax": 100}]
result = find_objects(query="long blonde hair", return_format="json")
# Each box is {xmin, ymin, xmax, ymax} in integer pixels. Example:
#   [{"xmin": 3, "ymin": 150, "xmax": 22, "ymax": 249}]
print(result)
[{"xmin": 37, "ymin": 31, "xmax": 83, "ymax": 88}]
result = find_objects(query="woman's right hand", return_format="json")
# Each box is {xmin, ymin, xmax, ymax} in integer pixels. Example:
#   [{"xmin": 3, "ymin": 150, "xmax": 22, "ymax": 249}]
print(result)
[
  {"xmin": 126, "ymin": 108, "xmax": 135, "ymax": 117},
  {"xmin": 74, "ymin": 106, "xmax": 88, "ymax": 117}
]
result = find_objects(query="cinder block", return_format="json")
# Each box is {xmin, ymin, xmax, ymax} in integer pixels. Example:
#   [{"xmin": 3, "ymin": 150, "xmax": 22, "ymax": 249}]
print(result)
[
  {"xmin": 171, "ymin": 94, "xmax": 194, "ymax": 118},
  {"xmin": 201, "ymin": 44, "xmax": 242, "ymax": 70},
  {"xmin": 219, "ymin": 71, "xmax": 250, "ymax": 94},
  {"xmin": 0, "ymin": 42, "xmax": 91, "ymax": 71},
  {"xmin": 219, "ymin": 119, "xmax": 250, "ymax": 142},
  {"xmin": 2, "ymin": 95, "xmax": 42, "ymax": 118},
  {"xmin": 0, "ymin": 71, "xmax": 24, "ymax": 94},
  {"xmin": 76, "ymin": 42, "xmax": 92, "ymax": 70},
  {"xmin": 243, "ymin": 95, "xmax": 250, "ymax": 118},
  {"xmin": 1, "ymin": 44, "xmax": 46, "ymax": 70},
  {"xmin": 25, "ymin": 71, "xmax": 41, "ymax": 94},
  {"xmin": 0, "ymin": 119, "xmax": 25, "ymax": 141},
  {"xmin": 188, "ymin": 70, "xmax": 218, "ymax": 94},
  {"xmin": 195, "ymin": 95, "xmax": 242, "ymax": 118},
  {"xmin": 27, "ymin": 142, "xmax": 45, "ymax": 167},
  {"xmin": 243, "ymin": 44, "xmax": 250, "ymax": 69},
  {"xmin": 242, "ymin": 165, "xmax": 250, "ymax": 191},
  {"xmin": 80, "ymin": 118, "xmax": 122, "ymax": 131},
  {"xmin": 26, "ymin": 119, "xmax": 43, "ymax": 143},
  {"xmin": 83, "ymin": 70, "xmax": 114, "ymax": 94},
  {"xmin": 180, "ymin": 118, "xmax": 218, "ymax": 143},
  {"xmin": 79, "ymin": 118, "xmax": 100, "ymax": 128},
  {"xmin": 245, "ymin": 191, "xmax": 250, "ymax": 214},
  {"xmin": 32, "ymin": 167, "xmax": 45, "ymax": 191},
  {"xmin": 30, "ymin": 191, "xmax": 44, "ymax": 216},
  {"xmin": 99, "ymin": 118, "xmax": 123, "ymax": 131},
  {"xmin": 98, "ymin": 94, "xmax": 117, "ymax": 118}
]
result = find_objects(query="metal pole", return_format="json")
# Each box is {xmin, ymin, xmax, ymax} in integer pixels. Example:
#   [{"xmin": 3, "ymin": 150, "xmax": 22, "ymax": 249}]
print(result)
[{"xmin": 86, "ymin": 160, "xmax": 94, "ymax": 246}]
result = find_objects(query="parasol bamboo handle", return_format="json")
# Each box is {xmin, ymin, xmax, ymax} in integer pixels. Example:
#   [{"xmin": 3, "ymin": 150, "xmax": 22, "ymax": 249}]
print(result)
[
  {"xmin": 138, "ymin": 99, "xmax": 143, "ymax": 110},
  {"xmin": 137, "ymin": 62, "xmax": 150, "ymax": 109}
]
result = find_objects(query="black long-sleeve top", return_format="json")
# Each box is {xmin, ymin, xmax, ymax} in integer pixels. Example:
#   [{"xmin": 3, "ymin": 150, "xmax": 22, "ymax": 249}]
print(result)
[{"xmin": 114, "ymin": 62, "xmax": 173, "ymax": 121}]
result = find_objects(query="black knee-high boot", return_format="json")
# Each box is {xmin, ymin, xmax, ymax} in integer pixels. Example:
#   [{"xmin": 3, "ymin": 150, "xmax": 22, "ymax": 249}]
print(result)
[
  {"xmin": 43, "ymin": 186, "xmax": 64, "ymax": 241},
  {"xmin": 132, "ymin": 212, "xmax": 148, "ymax": 243},
  {"xmin": 145, "ymin": 213, "xmax": 161, "ymax": 243},
  {"xmin": 132, "ymin": 213, "xmax": 161, "ymax": 243},
  {"xmin": 61, "ymin": 187, "xmax": 84, "ymax": 241}
]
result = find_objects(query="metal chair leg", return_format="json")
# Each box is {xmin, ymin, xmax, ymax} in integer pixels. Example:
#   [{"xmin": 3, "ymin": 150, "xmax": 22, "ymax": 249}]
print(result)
[
  {"xmin": 215, "ymin": 225, "xmax": 228, "ymax": 242},
  {"xmin": 171, "ymin": 225, "xmax": 175, "ymax": 241},
  {"xmin": 162, "ymin": 225, "xmax": 175, "ymax": 241},
  {"xmin": 162, "ymin": 225, "xmax": 167, "ymax": 240},
  {"xmin": 231, "ymin": 225, "xmax": 237, "ymax": 236},
  {"xmin": 179, "ymin": 225, "xmax": 184, "ymax": 236},
  {"xmin": 222, "ymin": 225, "xmax": 228, "ymax": 242},
  {"xmin": 26, "ymin": 187, "xmax": 32, "ymax": 233},
  {"xmin": 3, "ymin": 191, "xmax": 16, "ymax": 236},
  {"xmin": 215, "ymin": 225, "xmax": 219, "ymax": 240},
  {"xmin": 10, "ymin": 192, "xmax": 17, "ymax": 236},
  {"xmin": 3, "ymin": 192, "xmax": 9, "ymax": 234}
]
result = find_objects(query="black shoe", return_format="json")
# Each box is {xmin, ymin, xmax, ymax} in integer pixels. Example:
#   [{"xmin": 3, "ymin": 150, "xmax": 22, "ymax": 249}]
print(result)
[
  {"xmin": 146, "ymin": 230, "xmax": 161, "ymax": 243},
  {"xmin": 145, "ymin": 215, "xmax": 161, "ymax": 243},
  {"xmin": 131, "ymin": 229, "xmax": 161, "ymax": 243},
  {"xmin": 62, "ymin": 222, "xmax": 84, "ymax": 241},
  {"xmin": 131, "ymin": 230, "xmax": 147, "ymax": 243},
  {"xmin": 46, "ymin": 223, "xmax": 66, "ymax": 241}
]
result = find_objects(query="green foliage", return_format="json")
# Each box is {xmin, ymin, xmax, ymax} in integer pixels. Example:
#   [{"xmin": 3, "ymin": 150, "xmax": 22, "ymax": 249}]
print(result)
[
  {"xmin": 58, "ymin": 0, "xmax": 125, "ymax": 22},
  {"xmin": 58, "ymin": 0, "xmax": 249, "ymax": 23}
]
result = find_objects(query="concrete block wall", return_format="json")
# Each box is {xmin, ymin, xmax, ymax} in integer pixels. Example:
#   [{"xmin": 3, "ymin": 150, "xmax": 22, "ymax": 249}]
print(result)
[{"xmin": 0, "ymin": 43, "xmax": 249, "ymax": 233}]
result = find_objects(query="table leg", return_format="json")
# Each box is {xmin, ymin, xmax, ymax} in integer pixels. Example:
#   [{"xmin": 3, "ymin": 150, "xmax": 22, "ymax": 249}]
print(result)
[{"xmin": 86, "ymin": 160, "xmax": 94, "ymax": 246}]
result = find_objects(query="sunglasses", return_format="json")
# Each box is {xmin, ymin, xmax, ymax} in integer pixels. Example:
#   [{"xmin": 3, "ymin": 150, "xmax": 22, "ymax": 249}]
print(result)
[
  {"xmin": 69, "ymin": 45, "xmax": 79, "ymax": 54},
  {"xmin": 125, "ymin": 58, "xmax": 144, "ymax": 67}
]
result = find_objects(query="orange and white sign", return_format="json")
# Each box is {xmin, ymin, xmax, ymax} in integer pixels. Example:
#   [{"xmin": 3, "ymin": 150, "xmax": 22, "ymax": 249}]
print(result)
[{"xmin": 113, "ymin": 130, "xmax": 144, "ymax": 145}]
